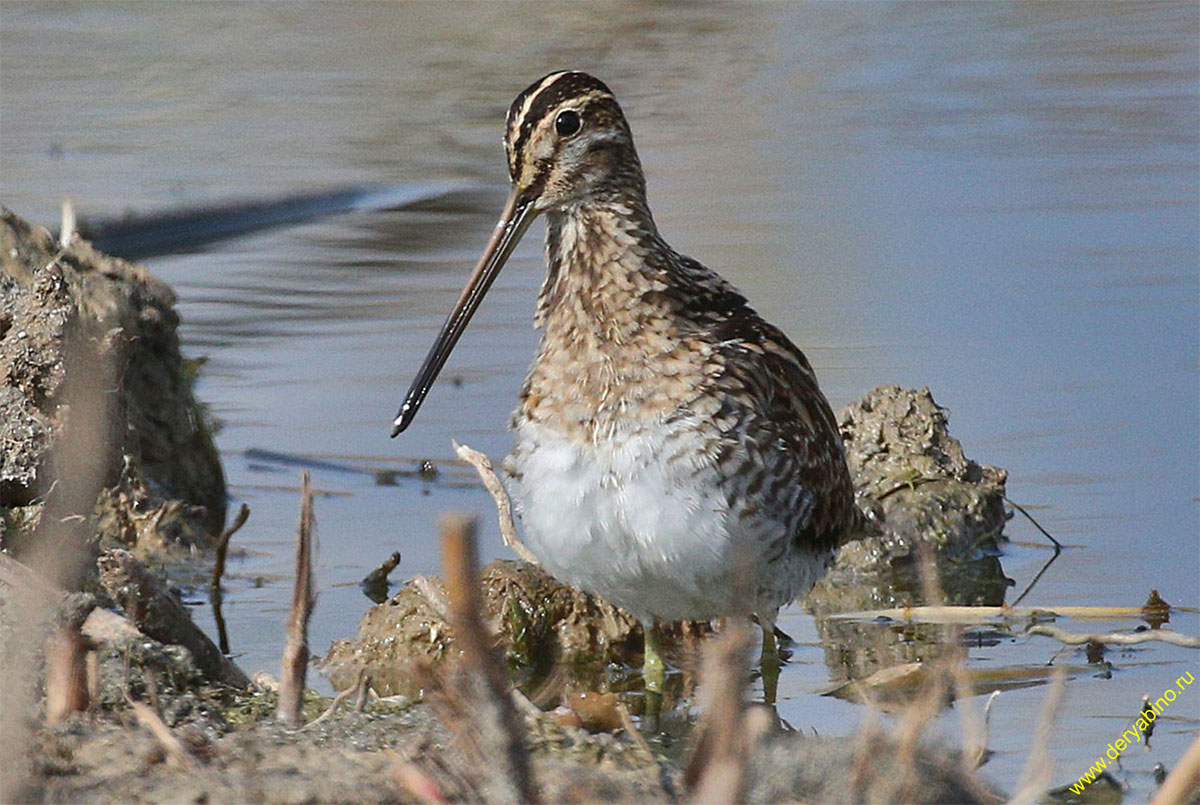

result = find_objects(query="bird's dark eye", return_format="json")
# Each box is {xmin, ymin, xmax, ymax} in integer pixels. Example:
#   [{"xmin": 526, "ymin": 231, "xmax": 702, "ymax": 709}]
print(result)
[{"xmin": 555, "ymin": 110, "xmax": 582, "ymax": 137}]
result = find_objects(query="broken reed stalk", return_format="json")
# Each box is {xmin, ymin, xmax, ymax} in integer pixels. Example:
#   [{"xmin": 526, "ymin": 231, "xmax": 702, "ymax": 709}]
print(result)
[
  {"xmin": 59, "ymin": 198, "xmax": 77, "ymax": 247},
  {"xmin": 277, "ymin": 471, "xmax": 316, "ymax": 727},
  {"xmin": 1008, "ymin": 667, "xmax": 1067, "ymax": 805},
  {"xmin": 685, "ymin": 618, "xmax": 755, "ymax": 803},
  {"xmin": 453, "ymin": 442, "xmax": 540, "ymax": 565},
  {"xmin": 44, "ymin": 627, "xmax": 89, "ymax": 724},
  {"xmin": 439, "ymin": 512, "xmax": 538, "ymax": 803},
  {"xmin": 44, "ymin": 594, "xmax": 97, "ymax": 725},
  {"xmin": 210, "ymin": 502, "xmax": 250, "ymax": 593},
  {"xmin": 1151, "ymin": 733, "xmax": 1200, "ymax": 805},
  {"xmin": 684, "ymin": 546, "xmax": 758, "ymax": 803}
]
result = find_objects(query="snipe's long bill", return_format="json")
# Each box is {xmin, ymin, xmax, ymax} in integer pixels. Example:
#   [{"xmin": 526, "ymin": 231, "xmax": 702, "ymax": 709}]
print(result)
[
  {"xmin": 390, "ymin": 186, "xmax": 535, "ymax": 436},
  {"xmin": 390, "ymin": 71, "xmax": 862, "ymax": 704}
]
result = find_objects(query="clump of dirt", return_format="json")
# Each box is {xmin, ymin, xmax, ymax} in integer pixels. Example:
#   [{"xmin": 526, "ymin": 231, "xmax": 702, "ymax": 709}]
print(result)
[
  {"xmin": 806, "ymin": 385, "xmax": 1012, "ymax": 616},
  {"xmin": 322, "ymin": 560, "xmax": 710, "ymax": 698},
  {"xmin": 0, "ymin": 207, "xmax": 225, "ymax": 573}
]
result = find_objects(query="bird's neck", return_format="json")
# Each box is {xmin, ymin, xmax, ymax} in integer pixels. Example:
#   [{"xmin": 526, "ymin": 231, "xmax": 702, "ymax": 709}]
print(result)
[
  {"xmin": 535, "ymin": 198, "xmax": 666, "ymax": 332},
  {"xmin": 519, "ymin": 200, "xmax": 715, "ymax": 436}
]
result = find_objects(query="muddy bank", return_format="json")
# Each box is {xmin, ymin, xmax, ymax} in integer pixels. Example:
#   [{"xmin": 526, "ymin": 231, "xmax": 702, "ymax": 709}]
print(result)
[
  {"xmin": 11, "ymin": 544, "xmax": 998, "ymax": 805},
  {"xmin": 0, "ymin": 207, "xmax": 225, "ymax": 583}
]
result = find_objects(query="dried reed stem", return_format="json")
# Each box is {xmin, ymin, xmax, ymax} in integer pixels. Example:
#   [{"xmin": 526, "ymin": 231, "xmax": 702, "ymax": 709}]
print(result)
[
  {"xmin": 277, "ymin": 471, "xmax": 316, "ymax": 727},
  {"xmin": 210, "ymin": 502, "xmax": 250, "ymax": 592},
  {"xmin": 685, "ymin": 618, "xmax": 755, "ymax": 803},
  {"xmin": 1151, "ymin": 733, "xmax": 1200, "ymax": 805},
  {"xmin": 439, "ymin": 512, "xmax": 538, "ymax": 803},
  {"xmin": 44, "ymin": 596, "xmax": 95, "ymax": 725},
  {"xmin": 59, "ymin": 198, "xmax": 76, "ymax": 248},
  {"xmin": 1008, "ymin": 667, "xmax": 1066, "ymax": 804},
  {"xmin": 685, "ymin": 545, "xmax": 758, "ymax": 803}
]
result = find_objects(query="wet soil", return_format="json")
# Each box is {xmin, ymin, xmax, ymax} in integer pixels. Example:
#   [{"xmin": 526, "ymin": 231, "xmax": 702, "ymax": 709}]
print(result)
[{"xmin": 1, "ymin": 207, "xmax": 226, "ymax": 579}]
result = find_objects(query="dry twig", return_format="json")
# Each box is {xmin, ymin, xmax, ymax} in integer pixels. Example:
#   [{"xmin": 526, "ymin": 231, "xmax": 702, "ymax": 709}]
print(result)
[
  {"xmin": 453, "ymin": 441, "xmax": 539, "ymax": 565},
  {"xmin": 1024, "ymin": 624, "xmax": 1200, "ymax": 649},
  {"xmin": 210, "ymin": 502, "xmax": 250, "ymax": 592},
  {"xmin": 302, "ymin": 668, "xmax": 368, "ymax": 730},
  {"xmin": 277, "ymin": 471, "xmax": 316, "ymax": 726},
  {"xmin": 355, "ymin": 674, "xmax": 373, "ymax": 712}
]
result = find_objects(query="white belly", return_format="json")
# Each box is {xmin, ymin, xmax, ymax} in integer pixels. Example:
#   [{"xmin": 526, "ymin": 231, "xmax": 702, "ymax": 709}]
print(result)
[{"xmin": 506, "ymin": 416, "xmax": 750, "ymax": 622}]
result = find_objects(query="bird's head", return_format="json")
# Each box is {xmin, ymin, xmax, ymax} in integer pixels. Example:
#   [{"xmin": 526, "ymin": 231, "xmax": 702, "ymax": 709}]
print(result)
[
  {"xmin": 392, "ymin": 71, "xmax": 641, "ymax": 436},
  {"xmin": 504, "ymin": 70, "xmax": 643, "ymax": 212}
]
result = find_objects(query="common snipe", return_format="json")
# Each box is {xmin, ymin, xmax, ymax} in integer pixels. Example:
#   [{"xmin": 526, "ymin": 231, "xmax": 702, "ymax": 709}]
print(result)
[{"xmin": 393, "ymin": 71, "xmax": 863, "ymax": 700}]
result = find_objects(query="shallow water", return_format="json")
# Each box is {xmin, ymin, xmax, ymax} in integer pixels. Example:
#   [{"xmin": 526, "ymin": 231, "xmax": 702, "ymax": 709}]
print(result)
[{"xmin": 3, "ymin": 2, "xmax": 1197, "ymax": 799}]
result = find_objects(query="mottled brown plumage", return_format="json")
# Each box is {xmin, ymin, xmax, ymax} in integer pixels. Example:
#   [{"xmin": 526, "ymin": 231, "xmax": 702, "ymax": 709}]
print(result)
[{"xmin": 394, "ymin": 71, "xmax": 863, "ymax": 693}]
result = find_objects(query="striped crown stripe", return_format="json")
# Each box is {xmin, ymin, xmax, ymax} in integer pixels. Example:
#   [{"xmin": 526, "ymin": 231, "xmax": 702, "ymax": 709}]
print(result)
[{"xmin": 506, "ymin": 71, "xmax": 616, "ymax": 179}]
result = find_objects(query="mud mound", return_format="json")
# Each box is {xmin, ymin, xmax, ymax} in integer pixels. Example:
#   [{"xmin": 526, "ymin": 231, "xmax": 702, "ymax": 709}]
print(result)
[{"xmin": 1, "ymin": 207, "xmax": 225, "ymax": 570}]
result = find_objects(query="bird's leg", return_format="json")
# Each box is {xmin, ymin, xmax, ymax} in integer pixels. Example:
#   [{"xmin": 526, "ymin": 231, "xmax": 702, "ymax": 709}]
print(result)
[
  {"xmin": 760, "ymin": 617, "xmax": 780, "ymax": 705},
  {"xmin": 642, "ymin": 619, "xmax": 665, "ymax": 730},
  {"xmin": 643, "ymin": 619, "xmax": 666, "ymax": 693}
]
